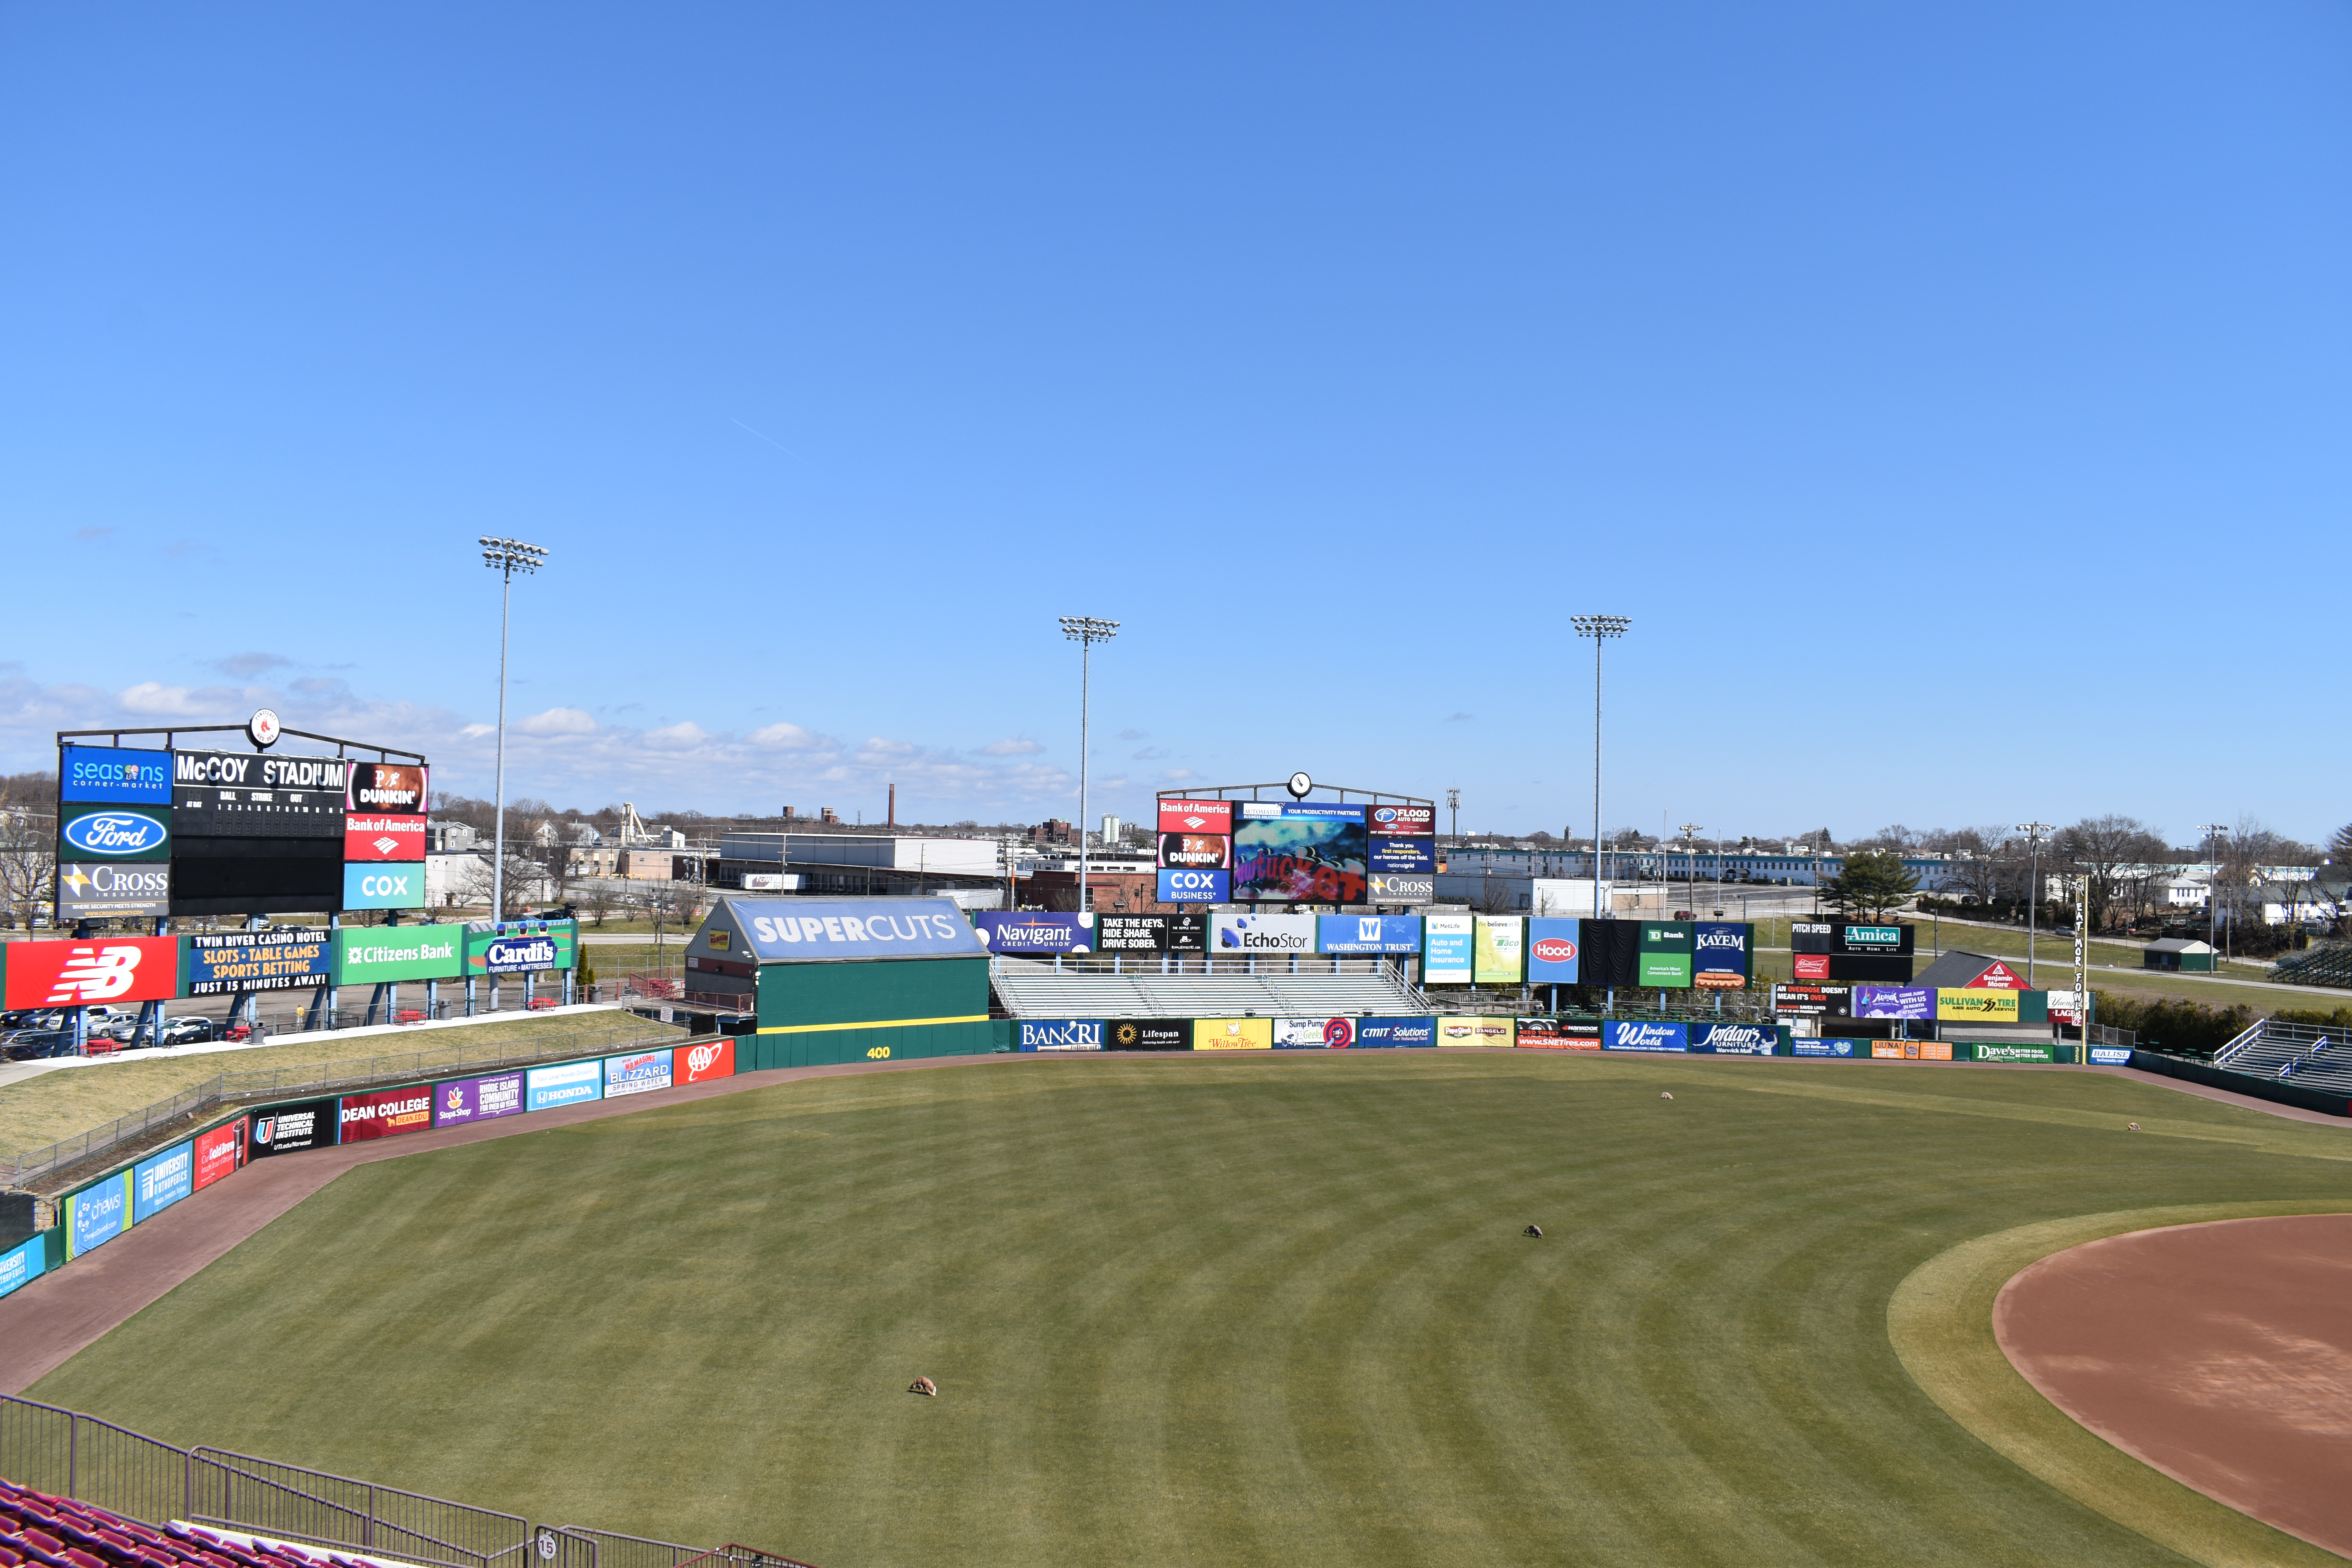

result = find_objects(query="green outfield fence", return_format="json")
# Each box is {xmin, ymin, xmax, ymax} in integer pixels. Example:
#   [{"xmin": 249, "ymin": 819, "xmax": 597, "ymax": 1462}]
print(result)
[{"xmin": 0, "ymin": 1395, "xmax": 817, "ymax": 1568}]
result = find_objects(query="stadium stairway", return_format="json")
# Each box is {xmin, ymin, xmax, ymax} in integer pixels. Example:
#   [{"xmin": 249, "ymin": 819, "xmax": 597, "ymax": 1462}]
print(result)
[
  {"xmin": 2212, "ymin": 1018, "xmax": 2352, "ymax": 1096},
  {"xmin": 989, "ymin": 956, "xmax": 1434, "ymax": 1020}
]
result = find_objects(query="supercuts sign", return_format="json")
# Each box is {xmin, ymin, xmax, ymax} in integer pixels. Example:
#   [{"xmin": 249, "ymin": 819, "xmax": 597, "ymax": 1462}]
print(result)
[
  {"xmin": 4, "ymin": 936, "xmax": 180, "ymax": 1007},
  {"xmin": 734, "ymin": 898, "xmax": 986, "ymax": 961},
  {"xmin": 1157, "ymin": 799, "xmax": 1233, "ymax": 835},
  {"xmin": 347, "ymin": 762, "xmax": 429, "ymax": 813}
]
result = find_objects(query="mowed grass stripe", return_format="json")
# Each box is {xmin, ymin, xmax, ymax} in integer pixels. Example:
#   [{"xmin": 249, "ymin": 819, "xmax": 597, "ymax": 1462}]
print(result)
[{"xmin": 31, "ymin": 1056, "xmax": 2351, "ymax": 1567}]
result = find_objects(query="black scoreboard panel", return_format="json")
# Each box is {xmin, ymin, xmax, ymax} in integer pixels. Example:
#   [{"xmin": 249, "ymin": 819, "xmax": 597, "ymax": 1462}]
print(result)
[
  {"xmin": 168, "ymin": 836, "xmax": 344, "ymax": 916},
  {"xmin": 172, "ymin": 784, "xmax": 344, "ymax": 838}
]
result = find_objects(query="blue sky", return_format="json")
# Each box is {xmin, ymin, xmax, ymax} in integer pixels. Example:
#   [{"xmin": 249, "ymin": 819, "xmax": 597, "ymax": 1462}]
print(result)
[{"xmin": 4, "ymin": 4, "xmax": 2345, "ymax": 846}]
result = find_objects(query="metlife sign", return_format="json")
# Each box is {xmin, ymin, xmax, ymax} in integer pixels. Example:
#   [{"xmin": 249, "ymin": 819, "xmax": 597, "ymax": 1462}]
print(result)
[{"xmin": 343, "ymin": 862, "xmax": 426, "ymax": 909}]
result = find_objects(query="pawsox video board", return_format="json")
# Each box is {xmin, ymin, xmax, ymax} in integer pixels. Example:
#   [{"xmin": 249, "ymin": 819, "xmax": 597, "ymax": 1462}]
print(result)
[
  {"xmin": 56, "ymin": 720, "xmax": 428, "ymax": 917},
  {"xmin": 1156, "ymin": 789, "xmax": 1435, "ymax": 907}
]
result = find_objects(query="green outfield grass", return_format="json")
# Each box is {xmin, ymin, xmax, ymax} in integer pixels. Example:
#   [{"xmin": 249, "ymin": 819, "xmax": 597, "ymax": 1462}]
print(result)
[{"xmin": 31, "ymin": 1055, "xmax": 2352, "ymax": 1567}]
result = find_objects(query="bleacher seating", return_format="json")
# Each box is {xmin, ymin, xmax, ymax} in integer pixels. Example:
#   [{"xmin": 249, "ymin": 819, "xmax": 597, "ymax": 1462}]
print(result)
[
  {"xmin": 0, "ymin": 1477, "xmax": 386, "ymax": 1568},
  {"xmin": 2270, "ymin": 941, "xmax": 2352, "ymax": 990},
  {"xmin": 989, "ymin": 956, "xmax": 1431, "ymax": 1020},
  {"xmin": 2212, "ymin": 1020, "xmax": 2352, "ymax": 1095}
]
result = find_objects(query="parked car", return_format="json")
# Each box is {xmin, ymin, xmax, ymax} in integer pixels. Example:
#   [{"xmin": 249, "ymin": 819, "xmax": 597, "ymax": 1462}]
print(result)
[{"xmin": 3, "ymin": 1029, "xmax": 76, "ymax": 1061}]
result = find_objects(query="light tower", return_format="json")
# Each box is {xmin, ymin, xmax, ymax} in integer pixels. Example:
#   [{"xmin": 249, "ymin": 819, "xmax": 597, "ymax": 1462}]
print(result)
[
  {"xmin": 1058, "ymin": 615, "xmax": 1119, "ymax": 915},
  {"xmin": 1570, "ymin": 615, "xmax": 1631, "ymax": 917},
  {"xmin": 480, "ymin": 537, "xmax": 549, "ymax": 921}
]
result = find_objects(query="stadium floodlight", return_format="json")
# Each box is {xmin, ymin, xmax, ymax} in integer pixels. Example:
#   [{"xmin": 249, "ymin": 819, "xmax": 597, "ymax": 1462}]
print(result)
[
  {"xmin": 481, "ymin": 537, "xmax": 551, "ymax": 922},
  {"xmin": 1059, "ymin": 616, "xmax": 1120, "ymax": 914},
  {"xmin": 2014, "ymin": 821, "xmax": 2057, "ymax": 985},
  {"xmin": 1570, "ymin": 615, "xmax": 1631, "ymax": 918},
  {"xmin": 2196, "ymin": 822, "xmax": 2230, "ymax": 956}
]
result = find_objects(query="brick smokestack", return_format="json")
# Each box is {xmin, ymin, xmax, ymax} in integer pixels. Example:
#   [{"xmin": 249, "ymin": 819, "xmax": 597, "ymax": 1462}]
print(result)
[{"xmin": 887, "ymin": 782, "xmax": 896, "ymax": 828}]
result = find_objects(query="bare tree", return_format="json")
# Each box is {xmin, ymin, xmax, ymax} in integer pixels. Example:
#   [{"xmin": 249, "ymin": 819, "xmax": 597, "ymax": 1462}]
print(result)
[
  {"xmin": 2055, "ymin": 815, "xmax": 2167, "ymax": 930},
  {"xmin": 2331, "ymin": 822, "xmax": 2352, "ymax": 865}
]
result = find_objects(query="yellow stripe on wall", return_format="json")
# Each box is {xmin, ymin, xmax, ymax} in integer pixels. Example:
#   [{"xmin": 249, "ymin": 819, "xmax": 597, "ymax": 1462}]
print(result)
[{"xmin": 756, "ymin": 1013, "xmax": 991, "ymax": 1036}]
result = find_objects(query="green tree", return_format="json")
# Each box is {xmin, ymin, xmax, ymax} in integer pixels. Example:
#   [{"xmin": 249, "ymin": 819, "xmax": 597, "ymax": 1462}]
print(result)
[{"xmin": 1822, "ymin": 849, "xmax": 1919, "ymax": 918}]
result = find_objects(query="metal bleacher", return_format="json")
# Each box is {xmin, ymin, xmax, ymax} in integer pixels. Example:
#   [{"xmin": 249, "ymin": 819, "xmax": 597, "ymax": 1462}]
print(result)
[
  {"xmin": 2214, "ymin": 1018, "xmax": 2352, "ymax": 1096},
  {"xmin": 2270, "ymin": 941, "xmax": 2352, "ymax": 991},
  {"xmin": 989, "ymin": 955, "xmax": 1434, "ymax": 1020}
]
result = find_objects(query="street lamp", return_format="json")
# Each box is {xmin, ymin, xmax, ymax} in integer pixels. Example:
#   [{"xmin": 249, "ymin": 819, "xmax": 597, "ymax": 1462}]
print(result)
[
  {"xmin": 1570, "ymin": 614, "xmax": 1630, "ymax": 917},
  {"xmin": 481, "ymin": 537, "xmax": 549, "ymax": 920},
  {"xmin": 1679, "ymin": 823, "xmax": 1703, "ymax": 916},
  {"xmin": 2015, "ymin": 821, "xmax": 2056, "ymax": 985},
  {"xmin": 1059, "ymin": 615, "xmax": 1119, "ymax": 915}
]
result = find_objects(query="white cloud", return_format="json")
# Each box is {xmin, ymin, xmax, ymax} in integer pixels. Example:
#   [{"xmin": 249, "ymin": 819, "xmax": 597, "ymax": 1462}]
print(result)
[
  {"xmin": 643, "ymin": 721, "xmax": 712, "ymax": 751},
  {"xmin": 860, "ymin": 737, "xmax": 917, "ymax": 757},
  {"xmin": 211, "ymin": 652, "xmax": 294, "ymax": 678},
  {"xmin": 519, "ymin": 706, "xmax": 597, "ymax": 737},
  {"xmin": 1159, "ymin": 768, "xmax": 1200, "ymax": 782},
  {"xmin": 750, "ymin": 721, "xmax": 825, "ymax": 750},
  {"xmin": 118, "ymin": 682, "xmax": 215, "ymax": 717},
  {"xmin": 980, "ymin": 737, "xmax": 1043, "ymax": 756}
]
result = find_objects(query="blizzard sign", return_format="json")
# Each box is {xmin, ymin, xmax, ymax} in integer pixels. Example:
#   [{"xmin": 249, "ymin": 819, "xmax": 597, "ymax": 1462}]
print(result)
[
  {"xmin": 604, "ymin": 1049, "xmax": 675, "ymax": 1097},
  {"xmin": 1603, "ymin": 1020, "xmax": 1689, "ymax": 1053},
  {"xmin": 739, "ymin": 898, "xmax": 984, "ymax": 961},
  {"xmin": 1019, "ymin": 1020, "xmax": 1103, "ymax": 1051},
  {"xmin": 1688, "ymin": 1022, "xmax": 1779, "ymax": 1056},
  {"xmin": 4, "ymin": 936, "xmax": 180, "ymax": 1008}
]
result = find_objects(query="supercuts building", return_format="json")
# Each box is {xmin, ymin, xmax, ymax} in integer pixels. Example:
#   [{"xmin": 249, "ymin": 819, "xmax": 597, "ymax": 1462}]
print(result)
[{"xmin": 684, "ymin": 897, "xmax": 995, "ymax": 1070}]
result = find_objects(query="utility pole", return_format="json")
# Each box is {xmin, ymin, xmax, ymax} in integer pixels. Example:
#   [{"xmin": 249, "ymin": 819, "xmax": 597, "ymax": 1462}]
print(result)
[
  {"xmin": 1446, "ymin": 787, "xmax": 1460, "ymax": 842},
  {"xmin": 2015, "ymin": 822, "xmax": 2056, "ymax": 985},
  {"xmin": 479, "ymin": 537, "xmax": 549, "ymax": 922},
  {"xmin": 1058, "ymin": 616, "xmax": 1119, "ymax": 915},
  {"xmin": 1570, "ymin": 614, "xmax": 1630, "ymax": 918}
]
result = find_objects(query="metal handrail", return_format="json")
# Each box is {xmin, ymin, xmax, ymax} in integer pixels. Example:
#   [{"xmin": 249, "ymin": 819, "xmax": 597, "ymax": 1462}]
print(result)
[{"xmin": 190, "ymin": 1446, "xmax": 530, "ymax": 1568}]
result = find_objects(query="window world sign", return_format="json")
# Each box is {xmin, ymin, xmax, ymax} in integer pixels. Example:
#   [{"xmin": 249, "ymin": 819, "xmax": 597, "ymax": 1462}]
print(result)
[
  {"xmin": 185, "ymin": 928, "xmax": 334, "ymax": 994},
  {"xmin": 466, "ymin": 918, "xmax": 579, "ymax": 975}
]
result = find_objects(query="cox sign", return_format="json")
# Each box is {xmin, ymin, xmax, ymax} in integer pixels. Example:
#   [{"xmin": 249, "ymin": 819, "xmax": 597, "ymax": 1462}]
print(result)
[
  {"xmin": 342, "ymin": 863, "xmax": 425, "ymax": 910},
  {"xmin": 1156, "ymin": 868, "xmax": 1229, "ymax": 904},
  {"xmin": 59, "ymin": 808, "xmax": 170, "ymax": 860}
]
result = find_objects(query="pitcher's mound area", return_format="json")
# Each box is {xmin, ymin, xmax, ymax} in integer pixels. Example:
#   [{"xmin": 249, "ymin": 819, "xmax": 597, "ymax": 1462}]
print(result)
[{"xmin": 1996, "ymin": 1214, "xmax": 2352, "ymax": 1558}]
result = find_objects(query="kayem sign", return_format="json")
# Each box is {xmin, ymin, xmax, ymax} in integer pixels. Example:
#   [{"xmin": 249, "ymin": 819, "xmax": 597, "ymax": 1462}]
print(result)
[
  {"xmin": 339, "ymin": 1084, "xmax": 435, "ymax": 1142},
  {"xmin": 56, "ymin": 862, "xmax": 171, "ymax": 919},
  {"xmin": 344, "ymin": 815, "xmax": 427, "ymax": 861},
  {"xmin": 185, "ymin": 928, "xmax": 334, "ymax": 995},
  {"xmin": 334, "ymin": 925, "xmax": 462, "ymax": 984},
  {"xmin": 4, "ymin": 936, "xmax": 180, "ymax": 1008}
]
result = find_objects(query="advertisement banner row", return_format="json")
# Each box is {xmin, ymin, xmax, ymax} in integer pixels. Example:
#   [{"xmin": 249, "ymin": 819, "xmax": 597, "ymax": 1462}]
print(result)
[
  {"xmin": 26, "ymin": 1037, "xmax": 742, "ymax": 1292},
  {"xmin": 1014, "ymin": 1016, "xmax": 1793, "ymax": 1054},
  {"xmin": 971, "ymin": 912, "xmax": 1756, "ymax": 991},
  {"xmin": 1770, "ymin": 984, "xmax": 2054, "ymax": 1025},
  {"xmin": 0, "ymin": 919, "xmax": 581, "ymax": 1008}
]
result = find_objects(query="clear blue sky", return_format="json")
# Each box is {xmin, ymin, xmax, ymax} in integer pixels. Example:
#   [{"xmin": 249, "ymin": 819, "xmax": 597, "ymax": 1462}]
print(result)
[{"xmin": 4, "ymin": 4, "xmax": 2345, "ymax": 847}]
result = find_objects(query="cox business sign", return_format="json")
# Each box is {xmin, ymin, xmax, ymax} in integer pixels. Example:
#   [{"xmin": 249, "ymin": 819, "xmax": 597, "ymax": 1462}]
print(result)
[
  {"xmin": 343, "ymin": 863, "xmax": 425, "ymax": 910},
  {"xmin": 58, "ymin": 806, "xmax": 170, "ymax": 862},
  {"xmin": 1156, "ymin": 867, "xmax": 1230, "ymax": 903}
]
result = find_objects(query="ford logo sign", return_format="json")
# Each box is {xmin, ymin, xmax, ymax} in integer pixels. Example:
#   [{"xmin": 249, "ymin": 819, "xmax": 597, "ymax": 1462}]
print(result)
[{"xmin": 62, "ymin": 811, "xmax": 167, "ymax": 856}]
